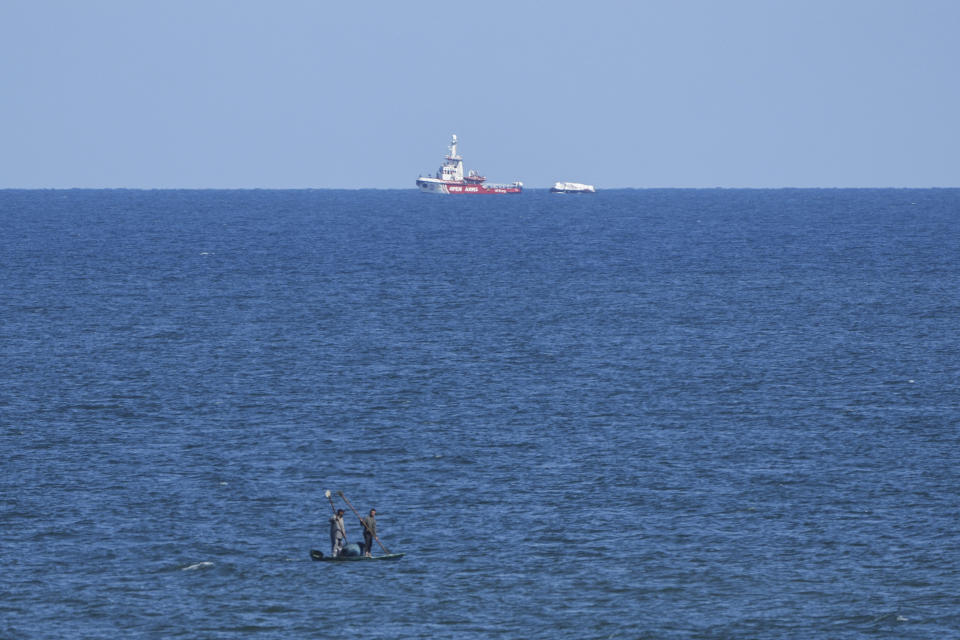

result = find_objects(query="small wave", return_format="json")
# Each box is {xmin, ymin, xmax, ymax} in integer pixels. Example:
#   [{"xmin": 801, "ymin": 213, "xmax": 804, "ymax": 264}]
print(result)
[{"xmin": 181, "ymin": 561, "xmax": 214, "ymax": 571}]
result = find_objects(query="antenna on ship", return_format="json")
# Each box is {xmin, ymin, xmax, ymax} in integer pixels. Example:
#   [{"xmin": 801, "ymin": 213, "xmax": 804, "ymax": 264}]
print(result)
[
  {"xmin": 448, "ymin": 134, "xmax": 460, "ymax": 160},
  {"xmin": 446, "ymin": 133, "xmax": 463, "ymax": 181}
]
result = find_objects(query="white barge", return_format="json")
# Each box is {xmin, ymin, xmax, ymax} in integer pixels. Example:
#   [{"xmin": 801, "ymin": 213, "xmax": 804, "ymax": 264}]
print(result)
[{"xmin": 550, "ymin": 182, "xmax": 596, "ymax": 193}]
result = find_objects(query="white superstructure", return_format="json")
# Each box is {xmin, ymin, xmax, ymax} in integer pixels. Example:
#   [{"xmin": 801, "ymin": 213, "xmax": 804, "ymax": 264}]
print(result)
[{"xmin": 439, "ymin": 135, "xmax": 464, "ymax": 182}]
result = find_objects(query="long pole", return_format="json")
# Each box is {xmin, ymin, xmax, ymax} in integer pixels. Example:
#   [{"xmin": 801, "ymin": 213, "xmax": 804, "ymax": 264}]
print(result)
[{"xmin": 337, "ymin": 491, "xmax": 391, "ymax": 554}]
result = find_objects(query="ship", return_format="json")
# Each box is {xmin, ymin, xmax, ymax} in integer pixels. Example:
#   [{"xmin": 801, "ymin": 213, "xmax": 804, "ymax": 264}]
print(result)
[
  {"xmin": 416, "ymin": 135, "xmax": 523, "ymax": 194},
  {"xmin": 550, "ymin": 182, "xmax": 596, "ymax": 193}
]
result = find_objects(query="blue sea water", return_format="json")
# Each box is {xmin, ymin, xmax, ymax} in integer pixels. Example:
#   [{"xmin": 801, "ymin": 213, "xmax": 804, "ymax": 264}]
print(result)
[{"xmin": 1, "ymin": 188, "xmax": 959, "ymax": 639}]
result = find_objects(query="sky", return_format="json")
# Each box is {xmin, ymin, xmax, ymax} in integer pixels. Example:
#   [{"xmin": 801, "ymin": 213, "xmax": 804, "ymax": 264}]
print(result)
[{"xmin": 1, "ymin": 0, "xmax": 958, "ymax": 189}]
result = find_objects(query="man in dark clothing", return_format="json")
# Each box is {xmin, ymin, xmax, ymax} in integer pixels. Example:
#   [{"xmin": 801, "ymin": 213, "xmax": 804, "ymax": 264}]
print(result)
[{"xmin": 361, "ymin": 509, "xmax": 376, "ymax": 557}]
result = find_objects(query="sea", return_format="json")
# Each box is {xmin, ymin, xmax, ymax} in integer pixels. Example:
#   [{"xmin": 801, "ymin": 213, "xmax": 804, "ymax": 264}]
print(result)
[{"xmin": 2, "ymin": 188, "xmax": 958, "ymax": 639}]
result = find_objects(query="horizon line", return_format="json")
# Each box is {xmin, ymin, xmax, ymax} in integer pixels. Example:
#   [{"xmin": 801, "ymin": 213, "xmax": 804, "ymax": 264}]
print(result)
[{"xmin": 3, "ymin": 186, "xmax": 959, "ymax": 192}]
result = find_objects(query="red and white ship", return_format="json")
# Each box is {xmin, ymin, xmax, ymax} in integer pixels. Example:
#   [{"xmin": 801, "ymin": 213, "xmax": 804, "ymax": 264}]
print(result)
[{"xmin": 416, "ymin": 135, "xmax": 523, "ymax": 194}]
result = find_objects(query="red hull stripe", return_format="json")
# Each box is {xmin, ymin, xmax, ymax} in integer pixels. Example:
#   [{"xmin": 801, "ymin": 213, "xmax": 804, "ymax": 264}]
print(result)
[{"xmin": 444, "ymin": 185, "xmax": 522, "ymax": 194}]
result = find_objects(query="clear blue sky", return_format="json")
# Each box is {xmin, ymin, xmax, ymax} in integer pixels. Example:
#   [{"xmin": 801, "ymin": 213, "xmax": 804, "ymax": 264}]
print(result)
[{"xmin": 2, "ymin": 0, "xmax": 958, "ymax": 188}]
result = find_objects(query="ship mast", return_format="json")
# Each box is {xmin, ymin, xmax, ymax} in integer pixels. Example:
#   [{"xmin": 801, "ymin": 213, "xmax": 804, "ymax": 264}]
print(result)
[{"xmin": 442, "ymin": 134, "xmax": 464, "ymax": 182}]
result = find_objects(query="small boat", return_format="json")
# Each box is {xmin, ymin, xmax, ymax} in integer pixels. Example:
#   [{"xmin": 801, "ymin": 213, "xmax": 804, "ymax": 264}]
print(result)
[
  {"xmin": 310, "ymin": 549, "xmax": 404, "ymax": 562},
  {"xmin": 550, "ymin": 181, "xmax": 595, "ymax": 193}
]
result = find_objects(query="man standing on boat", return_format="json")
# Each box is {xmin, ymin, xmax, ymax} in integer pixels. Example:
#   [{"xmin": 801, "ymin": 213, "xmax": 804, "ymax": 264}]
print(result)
[
  {"xmin": 329, "ymin": 508, "xmax": 347, "ymax": 557},
  {"xmin": 361, "ymin": 509, "xmax": 376, "ymax": 557}
]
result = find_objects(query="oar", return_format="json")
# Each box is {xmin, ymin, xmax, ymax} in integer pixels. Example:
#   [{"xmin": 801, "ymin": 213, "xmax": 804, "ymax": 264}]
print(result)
[
  {"xmin": 325, "ymin": 489, "xmax": 347, "ymax": 541},
  {"xmin": 337, "ymin": 491, "xmax": 391, "ymax": 554}
]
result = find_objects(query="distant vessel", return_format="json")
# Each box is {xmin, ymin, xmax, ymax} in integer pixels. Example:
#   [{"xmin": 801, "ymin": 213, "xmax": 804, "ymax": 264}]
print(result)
[
  {"xmin": 550, "ymin": 182, "xmax": 596, "ymax": 193},
  {"xmin": 416, "ymin": 135, "xmax": 523, "ymax": 194}
]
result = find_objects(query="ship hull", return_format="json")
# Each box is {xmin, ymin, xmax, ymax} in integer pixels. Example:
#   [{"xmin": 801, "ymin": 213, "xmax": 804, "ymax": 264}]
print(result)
[{"xmin": 416, "ymin": 178, "xmax": 522, "ymax": 194}]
